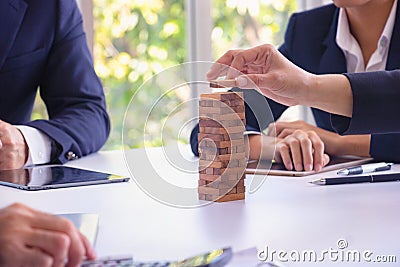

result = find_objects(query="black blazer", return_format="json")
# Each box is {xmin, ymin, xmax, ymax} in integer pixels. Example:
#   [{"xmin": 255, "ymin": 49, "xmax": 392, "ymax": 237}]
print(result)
[{"xmin": 0, "ymin": 0, "xmax": 110, "ymax": 163}]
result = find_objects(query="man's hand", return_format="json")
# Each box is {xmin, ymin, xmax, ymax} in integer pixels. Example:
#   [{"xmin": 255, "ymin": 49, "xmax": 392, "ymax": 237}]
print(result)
[
  {"xmin": 0, "ymin": 121, "xmax": 29, "ymax": 170},
  {"xmin": 274, "ymin": 129, "xmax": 330, "ymax": 172},
  {"xmin": 0, "ymin": 203, "xmax": 96, "ymax": 267}
]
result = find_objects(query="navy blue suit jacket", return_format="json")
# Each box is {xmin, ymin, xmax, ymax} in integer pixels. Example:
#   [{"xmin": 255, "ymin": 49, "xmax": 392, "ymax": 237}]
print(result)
[
  {"xmin": 191, "ymin": 3, "xmax": 400, "ymax": 161},
  {"xmin": 0, "ymin": 0, "xmax": 110, "ymax": 163}
]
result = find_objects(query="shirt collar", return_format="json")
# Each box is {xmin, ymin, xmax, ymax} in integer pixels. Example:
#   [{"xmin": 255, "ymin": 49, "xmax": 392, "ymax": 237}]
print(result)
[
  {"xmin": 336, "ymin": 0, "xmax": 398, "ymax": 60},
  {"xmin": 379, "ymin": 0, "xmax": 398, "ymax": 54}
]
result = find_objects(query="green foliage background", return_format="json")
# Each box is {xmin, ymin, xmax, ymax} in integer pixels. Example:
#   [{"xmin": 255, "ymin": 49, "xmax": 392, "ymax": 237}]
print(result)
[{"xmin": 33, "ymin": 0, "xmax": 296, "ymax": 150}]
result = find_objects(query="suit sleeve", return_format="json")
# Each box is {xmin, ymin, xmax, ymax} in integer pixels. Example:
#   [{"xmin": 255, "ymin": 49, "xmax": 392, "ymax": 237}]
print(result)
[
  {"xmin": 26, "ymin": 0, "xmax": 110, "ymax": 163},
  {"xmin": 189, "ymin": 14, "xmax": 301, "ymax": 156},
  {"xmin": 331, "ymin": 70, "xmax": 400, "ymax": 161}
]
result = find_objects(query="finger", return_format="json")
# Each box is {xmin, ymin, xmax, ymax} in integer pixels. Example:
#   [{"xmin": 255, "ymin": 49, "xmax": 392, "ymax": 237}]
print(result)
[
  {"xmin": 294, "ymin": 132, "xmax": 313, "ymax": 171},
  {"xmin": 207, "ymin": 49, "xmax": 243, "ymax": 80},
  {"xmin": 29, "ymin": 213, "xmax": 85, "ymax": 267},
  {"xmin": 276, "ymin": 142, "xmax": 293, "ymax": 170},
  {"xmin": 20, "ymin": 247, "xmax": 53, "ymax": 267},
  {"xmin": 308, "ymin": 131, "xmax": 325, "ymax": 172},
  {"xmin": 26, "ymin": 229, "xmax": 70, "ymax": 266},
  {"xmin": 286, "ymin": 136, "xmax": 303, "ymax": 171},
  {"xmin": 59, "ymin": 222, "xmax": 85, "ymax": 267},
  {"xmin": 0, "ymin": 139, "xmax": 2, "ymax": 149},
  {"xmin": 274, "ymin": 121, "xmax": 290, "ymax": 136},
  {"xmin": 276, "ymin": 128, "xmax": 295, "ymax": 139},
  {"xmin": 227, "ymin": 44, "xmax": 276, "ymax": 79},
  {"xmin": 79, "ymin": 232, "xmax": 96, "ymax": 260},
  {"xmin": 323, "ymin": 153, "xmax": 330, "ymax": 166},
  {"xmin": 236, "ymin": 73, "xmax": 273, "ymax": 90},
  {"xmin": 265, "ymin": 123, "xmax": 275, "ymax": 136}
]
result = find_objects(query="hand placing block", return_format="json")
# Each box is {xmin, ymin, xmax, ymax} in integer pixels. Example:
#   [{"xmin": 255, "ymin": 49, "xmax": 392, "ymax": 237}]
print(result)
[{"xmin": 198, "ymin": 92, "xmax": 247, "ymax": 202}]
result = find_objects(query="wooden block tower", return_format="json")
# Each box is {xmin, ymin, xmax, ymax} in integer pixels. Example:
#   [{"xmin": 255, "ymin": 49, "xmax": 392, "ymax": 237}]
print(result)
[{"xmin": 198, "ymin": 92, "xmax": 246, "ymax": 202}]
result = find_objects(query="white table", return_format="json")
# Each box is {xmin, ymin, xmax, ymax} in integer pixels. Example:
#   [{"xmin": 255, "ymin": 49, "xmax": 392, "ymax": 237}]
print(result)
[{"xmin": 0, "ymin": 145, "xmax": 399, "ymax": 266}]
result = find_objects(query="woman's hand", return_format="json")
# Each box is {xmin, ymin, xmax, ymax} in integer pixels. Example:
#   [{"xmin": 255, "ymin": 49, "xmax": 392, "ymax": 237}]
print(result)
[{"xmin": 274, "ymin": 129, "xmax": 330, "ymax": 172}]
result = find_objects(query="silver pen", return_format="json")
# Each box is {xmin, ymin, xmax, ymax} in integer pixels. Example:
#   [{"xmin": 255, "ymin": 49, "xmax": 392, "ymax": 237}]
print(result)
[{"xmin": 337, "ymin": 162, "xmax": 393, "ymax": 175}]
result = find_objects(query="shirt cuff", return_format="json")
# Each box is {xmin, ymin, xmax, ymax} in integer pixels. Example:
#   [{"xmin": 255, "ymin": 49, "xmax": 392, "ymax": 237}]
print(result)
[
  {"xmin": 15, "ymin": 125, "xmax": 52, "ymax": 166},
  {"xmin": 244, "ymin": 131, "xmax": 262, "ymax": 136}
]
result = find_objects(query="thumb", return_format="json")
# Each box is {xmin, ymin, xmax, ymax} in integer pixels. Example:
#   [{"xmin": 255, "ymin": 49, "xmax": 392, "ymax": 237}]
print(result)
[
  {"xmin": 323, "ymin": 153, "xmax": 330, "ymax": 166},
  {"xmin": 236, "ymin": 74, "xmax": 280, "ymax": 102},
  {"xmin": 236, "ymin": 74, "xmax": 274, "ymax": 90}
]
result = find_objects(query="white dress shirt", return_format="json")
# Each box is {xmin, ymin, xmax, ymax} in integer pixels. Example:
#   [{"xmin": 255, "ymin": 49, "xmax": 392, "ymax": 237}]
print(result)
[
  {"xmin": 16, "ymin": 126, "xmax": 51, "ymax": 166},
  {"xmin": 336, "ymin": 0, "xmax": 398, "ymax": 73}
]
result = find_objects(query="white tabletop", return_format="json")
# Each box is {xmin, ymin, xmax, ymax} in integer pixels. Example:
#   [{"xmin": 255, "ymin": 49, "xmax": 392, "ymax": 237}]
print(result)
[{"xmin": 0, "ymin": 145, "xmax": 399, "ymax": 266}]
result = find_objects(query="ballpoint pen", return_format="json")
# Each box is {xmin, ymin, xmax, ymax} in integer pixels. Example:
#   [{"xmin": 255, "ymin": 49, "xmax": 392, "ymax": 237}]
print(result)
[
  {"xmin": 337, "ymin": 162, "xmax": 393, "ymax": 175},
  {"xmin": 310, "ymin": 173, "xmax": 400, "ymax": 185}
]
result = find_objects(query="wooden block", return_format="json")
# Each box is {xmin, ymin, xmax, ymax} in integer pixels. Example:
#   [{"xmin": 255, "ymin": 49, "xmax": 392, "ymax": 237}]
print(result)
[
  {"xmin": 199, "ymin": 119, "xmax": 221, "ymax": 128},
  {"xmin": 199, "ymin": 159, "xmax": 231, "ymax": 169},
  {"xmin": 200, "ymin": 93, "xmax": 225, "ymax": 100},
  {"xmin": 228, "ymin": 187, "xmax": 237, "ymax": 194},
  {"xmin": 221, "ymin": 173, "xmax": 246, "ymax": 182},
  {"xmin": 197, "ymin": 186, "xmax": 220, "ymax": 196},
  {"xmin": 233, "ymin": 145, "xmax": 246, "ymax": 153},
  {"xmin": 218, "ymin": 147, "xmax": 231, "ymax": 154},
  {"xmin": 228, "ymin": 99, "xmax": 244, "ymax": 106},
  {"xmin": 198, "ymin": 133, "xmax": 228, "ymax": 142},
  {"xmin": 199, "ymin": 140, "xmax": 230, "ymax": 148},
  {"xmin": 199, "ymin": 126, "xmax": 243, "ymax": 136},
  {"xmin": 199, "ymin": 173, "xmax": 220, "ymax": 182},
  {"xmin": 199, "ymin": 153, "xmax": 216, "ymax": 161},
  {"xmin": 221, "ymin": 105, "xmax": 245, "ymax": 114},
  {"xmin": 199, "ymin": 127, "xmax": 226, "ymax": 135},
  {"xmin": 199, "ymin": 100, "xmax": 214, "ymax": 107},
  {"xmin": 223, "ymin": 126, "xmax": 245, "ymax": 134},
  {"xmin": 208, "ymin": 113, "xmax": 245, "ymax": 121},
  {"xmin": 216, "ymin": 167, "xmax": 246, "ymax": 175},
  {"xmin": 201, "ymin": 92, "xmax": 243, "ymax": 101},
  {"xmin": 215, "ymin": 193, "xmax": 245, "ymax": 202},
  {"xmin": 209, "ymin": 79, "xmax": 237, "ymax": 88},
  {"xmin": 199, "ymin": 169, "xmax": 206, "ymax": 174},
  {"xmin": 205, "ymin": 194, "xmax": 214, "ymax": 201},
  {"xmin": 198, "ymin": 193, "xmax": 207, "ymax": 200},
  {"xmin": 236, "ymin": 185, "xmax": 246, "ymax": 193},
  {"xmin": 205, "ymin": 168, "xmax": 214, "ymax": 175},
  {"xmin": 199, "ymin": 146, "xmax": 231, "ymax": 155},
  {"xmin": 199, "ymin": 106, "xmax": 224, "ymax": 115},
  {"xmin": 206, "ymin": 180, "xmax": 239, "ymax": 189},
  {"xmin": 217, "ymin": 152, "xmax": 246, "ymax": 161},
  {"xmin": 198, "ymin": 180, "xmax": 207, "ymax": 186}
]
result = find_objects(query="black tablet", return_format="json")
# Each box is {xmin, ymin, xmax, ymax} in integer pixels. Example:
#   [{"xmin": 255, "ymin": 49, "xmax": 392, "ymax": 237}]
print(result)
[{"xmin": 0, "ymin": 165, "xmax": 129, "ymax": 190}]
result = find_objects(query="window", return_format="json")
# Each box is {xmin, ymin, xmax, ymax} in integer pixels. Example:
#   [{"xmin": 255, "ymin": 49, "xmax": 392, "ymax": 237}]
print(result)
[{"xmin": 33, "ymin": 0, "xmax": 332, "ymax": 149}]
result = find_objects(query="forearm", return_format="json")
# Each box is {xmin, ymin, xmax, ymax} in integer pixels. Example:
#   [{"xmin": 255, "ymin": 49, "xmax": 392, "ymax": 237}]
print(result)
[
  {"xmin": 247, "ymin": 135, "xmax": 276, "ymax": 160},
  {"xmin": 332, "ymin": 135, "xmax": 371, "ymax": 157},
  {"xmin": 305, "ymin": 74, "xmax": 353, "ymax": 118}
]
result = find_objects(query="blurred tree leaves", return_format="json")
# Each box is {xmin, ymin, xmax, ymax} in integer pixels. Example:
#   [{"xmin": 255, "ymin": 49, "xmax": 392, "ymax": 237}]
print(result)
[{"xmin": 32, "ymin": 0, "xmax": 296, "ymax": 150}]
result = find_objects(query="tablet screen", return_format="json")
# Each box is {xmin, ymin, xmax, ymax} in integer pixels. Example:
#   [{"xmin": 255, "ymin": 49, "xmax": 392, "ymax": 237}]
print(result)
[{"xmin": 0, "ymin": 166, "xmax": 129, "ymax": 190}]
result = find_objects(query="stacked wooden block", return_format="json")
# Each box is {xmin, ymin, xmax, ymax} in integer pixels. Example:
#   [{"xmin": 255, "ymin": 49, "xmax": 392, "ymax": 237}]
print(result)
[{"xmin": 198, "ymin": 92, "xmax": 246, "ymax": 202}]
